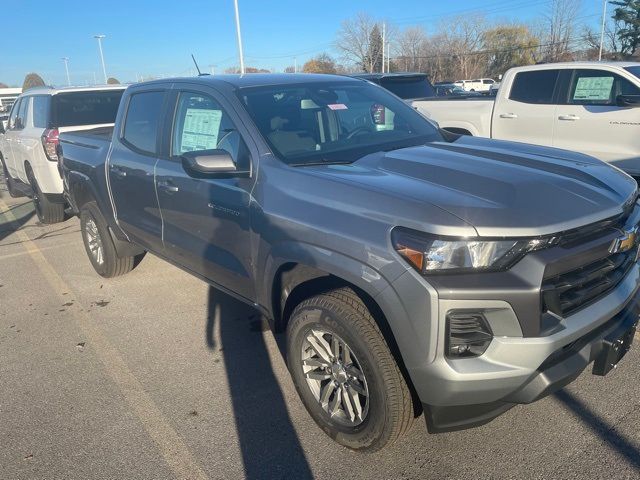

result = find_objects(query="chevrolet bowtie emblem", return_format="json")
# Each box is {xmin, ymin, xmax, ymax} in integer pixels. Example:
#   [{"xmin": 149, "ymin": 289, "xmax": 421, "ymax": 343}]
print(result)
[{"xmin": 610, "ymin": 226, "xmax": 639, "ymax": 254}]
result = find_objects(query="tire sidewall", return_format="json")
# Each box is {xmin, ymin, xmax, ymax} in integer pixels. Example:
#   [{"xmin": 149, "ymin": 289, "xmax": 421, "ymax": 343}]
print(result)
[
  {"xmin": 287, "ymin": 302, "xmax": 390, "ymax": 450},
  {"xmin": 25, "ymin": 166, "xmax": 45, "ymax": 222},
  {"xmin": 80, "ymin": 203, "xmax": 113, "ymax": 276}
]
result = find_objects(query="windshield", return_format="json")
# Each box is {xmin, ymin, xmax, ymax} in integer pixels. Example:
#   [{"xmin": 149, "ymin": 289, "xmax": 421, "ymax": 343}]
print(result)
[
  {"xmin": 238, "ymin": 81, "xmax": 442, "ymax": 165},
  {"xmin": 625, "ymin": 66, "xmax": 640, "ymax": 81},
  {"xmin": 379, "ymin": 77, "xmax": 435, "ymax": 99},
  {"xmin": 52, "ymin": 90, "xmax": 124, "ymax": 127}
]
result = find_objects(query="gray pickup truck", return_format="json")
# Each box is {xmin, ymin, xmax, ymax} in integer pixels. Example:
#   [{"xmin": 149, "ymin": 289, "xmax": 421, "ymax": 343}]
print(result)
[{"xmin": 58, "ymin": 74, "xmax": 639, "ymax": 452}]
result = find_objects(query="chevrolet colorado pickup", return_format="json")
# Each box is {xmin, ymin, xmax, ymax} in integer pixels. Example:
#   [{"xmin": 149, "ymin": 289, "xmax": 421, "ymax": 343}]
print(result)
[
  {"xmin": 413, "ymin": 62, "xmax": 640, "ymax": 177},
  {"xmin": 58, "ymin": 74, "xmax": 639, "ymax": 452}
]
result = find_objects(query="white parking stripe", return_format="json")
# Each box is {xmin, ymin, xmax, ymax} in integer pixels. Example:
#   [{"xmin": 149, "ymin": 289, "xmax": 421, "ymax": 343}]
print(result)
[
  {"xmin": 0, "ymin": 198, "xmax": 209, "ymax": 480},
  {"xmin": 0, "ymin": 241, "xmax": 79, "ymax": 261}
]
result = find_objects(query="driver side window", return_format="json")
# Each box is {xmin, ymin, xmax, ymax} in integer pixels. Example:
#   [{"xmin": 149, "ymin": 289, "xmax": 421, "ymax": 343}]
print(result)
[
  {"xmin": 8, "ymin": 99, "xmax": 21, "ymax": 130},
  {"xmin": 172, "ymin": 92, "xmax": 243, "ymax": 163}
]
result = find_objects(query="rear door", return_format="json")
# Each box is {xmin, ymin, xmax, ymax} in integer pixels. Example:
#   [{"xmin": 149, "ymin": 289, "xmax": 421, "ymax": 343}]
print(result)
[
  {"xmin": 492, "ymin": 68, "xmax": 561, "ymax": 147},
  {"xmin": 553, "ymin": 68, "xmax": 640, "ymax": 174},
  {"xmin": 155, "ymin": 86, "xmax": 256, "ymax": 300},
  {"xmin": 108, "ymin": 89, "xmax": 167, "ymax": 251}
]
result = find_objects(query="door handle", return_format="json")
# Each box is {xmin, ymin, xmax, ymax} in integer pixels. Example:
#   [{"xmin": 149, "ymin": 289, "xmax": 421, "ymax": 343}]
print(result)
[
  {"xmin": 111, "ymin": 166, "xmax": 127, "ymax": 178},
  {"xmin": 558, "ymin": 114, "xmax": 580, "ymax": 121},
  {"xmin": 157, "ymin": 180, "xmax": 179, "ymax": 193},
  {"xmin": 499, "ymin": 113, "xmax": 518, "ymax": 119}
]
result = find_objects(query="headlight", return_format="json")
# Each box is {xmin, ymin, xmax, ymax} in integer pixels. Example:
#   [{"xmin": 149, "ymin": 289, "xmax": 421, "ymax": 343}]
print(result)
[{"xmin": 391, "ymin": 227, "xmax": 554, "ymax": 274}]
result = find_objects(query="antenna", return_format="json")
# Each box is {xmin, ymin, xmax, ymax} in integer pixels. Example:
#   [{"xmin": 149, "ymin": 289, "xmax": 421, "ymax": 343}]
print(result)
[{"xmin": 191, "ymin": 54, "xmax": 209, "ymax": 76}]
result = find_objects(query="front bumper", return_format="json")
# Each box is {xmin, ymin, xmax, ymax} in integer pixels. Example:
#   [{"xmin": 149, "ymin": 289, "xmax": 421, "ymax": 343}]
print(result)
[{"xmin": 424, "ymin": 292, "xmax": 639, "ymax": 432}]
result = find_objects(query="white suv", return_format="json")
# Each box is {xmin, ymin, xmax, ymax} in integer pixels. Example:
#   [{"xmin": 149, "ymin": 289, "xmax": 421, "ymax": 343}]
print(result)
[{"xmin": 0, "ymin": 85, "xmax": 125, "ymax": 223}]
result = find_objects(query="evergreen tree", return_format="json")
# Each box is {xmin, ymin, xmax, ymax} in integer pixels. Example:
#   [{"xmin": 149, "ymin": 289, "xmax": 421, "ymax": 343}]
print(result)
[{"xmin": 612, "ymin": 0, "xmax": 640, "ymax": 57}]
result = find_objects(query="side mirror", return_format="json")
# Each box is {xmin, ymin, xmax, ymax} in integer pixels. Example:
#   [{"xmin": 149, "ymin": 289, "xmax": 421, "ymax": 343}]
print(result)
[
  {"xmin": 181, "ymin": 149, "xmax": 239, "ymax": 175},
  {"xmin": 14, "ymin": 117, "xmax": 23, "ymax": 129},
  {"xmin": 616, "ymin": 94, "xmax": 640, "ymax": 108}
]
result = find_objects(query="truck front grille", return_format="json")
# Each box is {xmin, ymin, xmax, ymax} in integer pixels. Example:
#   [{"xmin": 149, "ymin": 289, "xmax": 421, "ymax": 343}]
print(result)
[{"xmin": 542, "ymin": 247, "xmax": 638, "ymax": 317}]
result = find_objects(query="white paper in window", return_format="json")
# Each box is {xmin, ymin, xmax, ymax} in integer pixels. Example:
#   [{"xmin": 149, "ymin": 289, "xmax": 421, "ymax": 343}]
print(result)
[
  {"xmin": 180, "ymin": 108, "xmax": 222, "ymax": 152},
  {"xmin": 573, "ymin": 77, "xmax": 614, "ymax": 101}
]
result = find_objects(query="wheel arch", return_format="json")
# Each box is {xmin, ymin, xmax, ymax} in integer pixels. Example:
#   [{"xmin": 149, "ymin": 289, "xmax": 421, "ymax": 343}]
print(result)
[{"xmin": 266, "ymin": 256, "xmax": 422, "ymax": 413}]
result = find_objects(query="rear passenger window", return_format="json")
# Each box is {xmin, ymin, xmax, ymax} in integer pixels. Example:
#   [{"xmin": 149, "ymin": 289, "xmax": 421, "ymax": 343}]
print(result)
[
  {"xmin": 122, "ymin": 91, "xmax": 164, "ymax": 155},
  {"xmin": 510, "ymin": 70, "xmax": 560, "ymax": 104},
  {"xmin": 32, "ymin": 96, "xmax": 49, "ymax": 128}
]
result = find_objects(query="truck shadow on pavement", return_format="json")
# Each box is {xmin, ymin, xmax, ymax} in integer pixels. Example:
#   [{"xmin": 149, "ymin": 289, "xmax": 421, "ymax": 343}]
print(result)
[
  {"xmin": 554, "ymin": 389, "xmax": 640, "ymax": 469},
  {"xmin": 205, "ymin": 287, "xmax": 314, "ymax": 480}
]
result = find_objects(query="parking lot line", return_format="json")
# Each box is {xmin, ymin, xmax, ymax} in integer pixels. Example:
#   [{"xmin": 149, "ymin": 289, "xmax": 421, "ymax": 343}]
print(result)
[
  {"xmin": 0, "ymin": 241, "xmax": 79, "ymax": 261},
  {"xmin": 0, "ymin": 198, "xmax": 209, "ymax": 480}
]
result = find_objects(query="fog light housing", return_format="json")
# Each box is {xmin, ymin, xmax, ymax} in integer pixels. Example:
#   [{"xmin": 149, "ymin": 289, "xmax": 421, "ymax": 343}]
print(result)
[{"xmin": 446, "ymin": 311, "xmax": 493, "ymax": 358}]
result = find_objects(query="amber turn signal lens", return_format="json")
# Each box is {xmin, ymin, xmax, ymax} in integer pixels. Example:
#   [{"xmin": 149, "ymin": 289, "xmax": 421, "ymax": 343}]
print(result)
[{"xmin": 396, "ymin": 245, "xmax": 424, "ymax": 272}]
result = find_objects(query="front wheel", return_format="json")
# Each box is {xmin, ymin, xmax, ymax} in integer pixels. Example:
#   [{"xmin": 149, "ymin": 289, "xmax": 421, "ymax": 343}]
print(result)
[
  {"xmin": 80, "ymin": 202, "xmax": 145, "ymax": 278},
  {"xmin": 286, "ymin": 288, "xmax": 415, "ymax": 452}
]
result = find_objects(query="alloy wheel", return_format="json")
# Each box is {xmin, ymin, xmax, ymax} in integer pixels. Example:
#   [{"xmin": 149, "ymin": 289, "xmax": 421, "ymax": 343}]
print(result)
[
  {"xmin": 85, "ymin": 217, "xmax": 104, "ymax": 265},
  {"xmin": 301, "ymin": 328, "xmax": 370, "ymax": 427}
]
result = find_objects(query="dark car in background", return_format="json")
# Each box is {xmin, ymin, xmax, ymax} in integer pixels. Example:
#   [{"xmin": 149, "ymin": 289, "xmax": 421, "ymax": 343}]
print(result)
[{"xmin": 350, "ymin": 72, "xmax": 436, "ymax": 101}]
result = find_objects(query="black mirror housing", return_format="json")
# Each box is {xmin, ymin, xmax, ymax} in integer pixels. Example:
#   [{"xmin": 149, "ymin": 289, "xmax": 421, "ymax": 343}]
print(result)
[{"xmin": 616, "ymin": 94, "xmax": 640, "ymax": 108}]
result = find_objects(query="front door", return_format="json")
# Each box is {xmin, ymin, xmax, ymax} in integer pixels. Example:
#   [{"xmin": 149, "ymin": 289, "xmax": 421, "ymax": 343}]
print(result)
[
  {"xmin": 108, "ymin": 89, "xmax": 166, "ymax": 251},
  {"xmin": 155, "ymin": 88, "xmax": 256, "ymax": 300},
  {"xmin": 492, "ymin": 68, "xmax": 561, "ymax": 147},
  {"xmin": 2, "ymin": 98, "xmax": 25, "ymax": 178},
  {"xmin": 553, "ymin": 68, "xmax": 640, "ymax": 175}
]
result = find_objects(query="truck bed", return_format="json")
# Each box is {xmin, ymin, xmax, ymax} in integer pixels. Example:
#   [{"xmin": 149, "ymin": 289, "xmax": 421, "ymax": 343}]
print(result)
[
  {"xmin": 59, "ymin": 127, "xmax": 114, "ymax": 217},
  {"xmin": 412, "ymin": 96, "xmax": 496, "ymax": 137}
]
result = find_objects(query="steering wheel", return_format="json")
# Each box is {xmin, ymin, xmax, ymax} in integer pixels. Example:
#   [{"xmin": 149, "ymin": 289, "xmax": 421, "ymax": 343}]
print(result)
[{"xmin": 347, "ymin": 126, "xmax": 373, "ymax": 139}]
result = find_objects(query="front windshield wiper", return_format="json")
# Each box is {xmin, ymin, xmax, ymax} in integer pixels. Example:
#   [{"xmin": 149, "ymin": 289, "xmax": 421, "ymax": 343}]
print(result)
[
  {"xmin": 290, "ymin": 159, "xmax": 354, "ymax": 167},
  {"xmin": 289, "ymin": 158, "xmax": 353, "ymax": 167}
]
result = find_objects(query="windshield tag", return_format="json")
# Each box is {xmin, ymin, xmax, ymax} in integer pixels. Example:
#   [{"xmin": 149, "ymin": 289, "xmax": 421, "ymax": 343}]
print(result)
[{"xmin": 328, "ymin": 103, "xmax": 348, "ymax": 110}]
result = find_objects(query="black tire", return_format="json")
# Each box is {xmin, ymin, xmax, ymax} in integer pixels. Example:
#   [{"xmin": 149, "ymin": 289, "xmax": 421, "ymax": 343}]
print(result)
[
  {"xmin": 80, "ymin": 202, "xmax": 144, "ymax": 278},
  {"xmin": 25, "ymin": 166, "xmax": 64, "ymax": 223},
  {"xmin": 286, "ymin": 287, "xmax": 415, "ymax": 452},
  {"xmin": 0, "ymin": 156, "xmax": 24, "ymax": 198}
]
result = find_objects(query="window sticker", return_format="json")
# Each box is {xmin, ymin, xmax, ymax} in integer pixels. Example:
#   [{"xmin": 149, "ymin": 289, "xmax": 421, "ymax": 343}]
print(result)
[
  {"xmin": 573, "ymin": 76, "xmax": 614, "ymax": 101},
  {"xmin": 180, "ymin": 108, "xmax": 222, "ymax": 152},
  {"xmin": 327, "ymin": 103, "xmax": 348, "ymax": 110}
]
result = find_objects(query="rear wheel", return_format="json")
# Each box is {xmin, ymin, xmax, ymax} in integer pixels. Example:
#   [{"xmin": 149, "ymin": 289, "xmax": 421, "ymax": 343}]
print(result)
[
  {"xmin": 80, "ymin": 202, "xmax": 145, "ymax": 278},
  {"xmin": 25, "ymin": 166, "xmax": 64, "ymax": 223},
  {"xmin": 286, "ymin": 288, "xmax": 415, "ymax": 452}
]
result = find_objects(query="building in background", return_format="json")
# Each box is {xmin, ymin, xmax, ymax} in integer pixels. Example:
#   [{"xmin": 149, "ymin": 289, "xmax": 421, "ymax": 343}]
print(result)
[{"xmin": 0, "ymin": 88, "xmax": 22, "ymax": 113}]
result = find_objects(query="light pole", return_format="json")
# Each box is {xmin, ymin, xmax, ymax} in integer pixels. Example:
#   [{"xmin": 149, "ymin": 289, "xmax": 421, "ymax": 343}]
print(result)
[
  {"xmin": 94, "ymin": 34, "xmax": 108, "ymax": 83},
  {"xmin": 62, "ymin": 57, "xmax": 71, "ymax": 86},
  {"xmin": 599, "ymin": 1, "xmax": 610, "ymax": 61},
  {"xmin": 233, "ymin": 0, "xmax": 245, "ymax": 74}
]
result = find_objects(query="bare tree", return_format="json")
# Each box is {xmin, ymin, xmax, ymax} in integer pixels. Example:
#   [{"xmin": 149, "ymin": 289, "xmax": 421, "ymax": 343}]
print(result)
[
  {"xmin": 336, "ymin": 13, "xmax": 384, "ymax": 72},
  {"xmin": 395, "ymin": 26, "xmax": 429, "ymax": 72},
  {"xmin": 437, "ymin": 15, "xmax": 487, "ymax": 80},
  {"xmin": 542, "ymin": 0, "xmax": 582, "ymax": 62}
]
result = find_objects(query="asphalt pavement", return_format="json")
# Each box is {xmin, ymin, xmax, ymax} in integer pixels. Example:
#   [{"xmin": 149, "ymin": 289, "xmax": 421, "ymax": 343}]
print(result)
[{"xmin": 1, "ymin": 177, "xmax": 639, "ymax": 480}]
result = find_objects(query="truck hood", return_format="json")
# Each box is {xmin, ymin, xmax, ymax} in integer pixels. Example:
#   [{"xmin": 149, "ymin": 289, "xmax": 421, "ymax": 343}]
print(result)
[{"xmin": 307, "ymin": 136, "xmax": 637, "ymax": 237}]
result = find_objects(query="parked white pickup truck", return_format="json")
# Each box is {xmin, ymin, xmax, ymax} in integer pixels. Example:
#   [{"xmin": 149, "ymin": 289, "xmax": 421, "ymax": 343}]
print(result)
[{"xmin": 414, "ymin": 62, "xmax": 640, "ymax": 176}]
